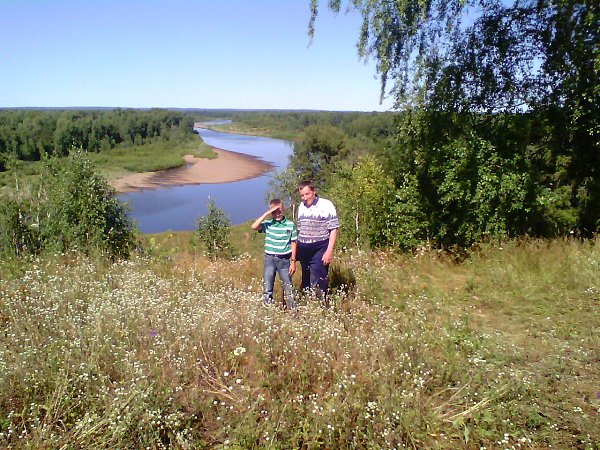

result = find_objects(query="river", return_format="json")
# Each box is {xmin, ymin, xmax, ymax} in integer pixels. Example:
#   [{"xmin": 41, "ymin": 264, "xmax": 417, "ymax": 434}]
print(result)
[{"xmin": 118, "ymin": 126, "xmax": 294, "ymax": 233}]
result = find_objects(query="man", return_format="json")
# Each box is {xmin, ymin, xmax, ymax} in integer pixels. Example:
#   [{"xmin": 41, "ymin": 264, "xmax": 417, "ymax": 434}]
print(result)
[
  {"xmin": 296, "ymin": 180, "xmax": 339, "ymax": 305},
  {"xmin": 251, "ymin": 199, "xmax": 298, "ymax": 309}
]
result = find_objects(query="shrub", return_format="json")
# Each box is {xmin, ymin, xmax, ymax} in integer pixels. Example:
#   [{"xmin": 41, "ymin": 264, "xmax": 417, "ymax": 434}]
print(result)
[
  {"xmin": 0, "ymin": 153, "xmax": 138, "ymax": 258},
  {"xmin": 0, "ymin": 198, "xmax": 42, "ymax": 257},
  {"xmin": 39, "ymin": 154, "xmax": 137, "ymax": 257},
  {"xmin": 192, "ymin": 199, "xmax": 234, "ymax": 260},
  {"xmin": 326, "ymin": 155, "xmax": 399, "ymax": 249}
]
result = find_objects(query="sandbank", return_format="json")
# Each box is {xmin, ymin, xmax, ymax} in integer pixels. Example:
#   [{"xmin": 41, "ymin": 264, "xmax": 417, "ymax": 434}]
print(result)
[{"xmin": 110, "ymin": 147, "xmax": 273, "ymax": 193}]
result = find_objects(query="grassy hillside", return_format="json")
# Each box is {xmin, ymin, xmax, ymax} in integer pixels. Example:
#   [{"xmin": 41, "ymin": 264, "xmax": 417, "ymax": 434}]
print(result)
[{"xmin": 0, "ymin": 234, "xmax": 598, "ymax": 448}]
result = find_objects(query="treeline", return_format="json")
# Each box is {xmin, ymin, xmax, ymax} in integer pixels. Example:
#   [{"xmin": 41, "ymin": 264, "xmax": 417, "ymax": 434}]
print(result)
[
  {"xmin": 232, "ymin": 110, "xmax": 396, "ymax": 142},
  {"xmin": 0, "ymin": 108, "xmax": 206, "ymax": 257},
  {"xmin": 2, "ymin": 105, "xmax": 596, "ymax": 252},
  {"xmin": 0, "ymin": 108, "xmax": 200, "ymax": 169}
]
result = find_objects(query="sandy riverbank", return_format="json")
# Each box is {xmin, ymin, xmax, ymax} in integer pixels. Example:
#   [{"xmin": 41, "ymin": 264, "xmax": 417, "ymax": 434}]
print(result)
[{"xmin": 109, "ymin": 147, "xmax": 273, "ymax": 193}]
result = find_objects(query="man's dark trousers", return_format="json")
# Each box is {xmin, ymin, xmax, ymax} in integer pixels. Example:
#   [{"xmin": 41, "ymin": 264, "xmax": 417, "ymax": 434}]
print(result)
[{"xmin": 298, "ymin": 239, "xmax": 329, "ymax": 297}]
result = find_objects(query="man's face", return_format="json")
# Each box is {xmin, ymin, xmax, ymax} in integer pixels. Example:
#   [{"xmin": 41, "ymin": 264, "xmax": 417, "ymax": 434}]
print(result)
[{"xmin": 299, "ymin": 186, "xmax": 316, "ymax": 207}]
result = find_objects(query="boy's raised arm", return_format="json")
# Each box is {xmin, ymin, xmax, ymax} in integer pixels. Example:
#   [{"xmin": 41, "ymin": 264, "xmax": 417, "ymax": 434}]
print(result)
[{"xmin": 251, "ymin": 205, "xmax": 279, "ymax": 231}]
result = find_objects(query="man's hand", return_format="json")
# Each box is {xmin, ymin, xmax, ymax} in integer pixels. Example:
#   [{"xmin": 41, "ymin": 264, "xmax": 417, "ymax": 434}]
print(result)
[
  {"xmin": 322, "ymin": 249, "xmax": 333, "ymax": 266},
  {"xmin": 289, "ymin": 260, "xmax": 296, "ymax": 275},
  {"xmin": 322, "ymin": 228, "xmax": 338, "ymax": 266}
]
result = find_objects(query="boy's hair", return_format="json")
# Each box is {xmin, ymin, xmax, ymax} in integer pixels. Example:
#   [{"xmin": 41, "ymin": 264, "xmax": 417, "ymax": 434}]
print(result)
[
  {"xmin": 269, "ymin": 198, "xmax": 283, "ymax": 207},
  {"xmin": 298, "ymin": 180, "xmax": 315, "ymax": 191}
]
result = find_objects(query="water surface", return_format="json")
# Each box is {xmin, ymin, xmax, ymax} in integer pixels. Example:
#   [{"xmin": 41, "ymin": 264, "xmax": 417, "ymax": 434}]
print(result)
[{"xmin": 119, "ymin": 128, "xmax": 293, "ymax": 233}]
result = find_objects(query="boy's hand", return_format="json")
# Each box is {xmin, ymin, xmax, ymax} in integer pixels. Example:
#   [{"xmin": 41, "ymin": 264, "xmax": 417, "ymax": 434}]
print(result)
[
  {"xmin": 289, "ymin": 260, "xmax": 296, "ymax": 276},
  {"xmin": 268, "ymin": 205, "xmax": 280, "ymax": 214}
]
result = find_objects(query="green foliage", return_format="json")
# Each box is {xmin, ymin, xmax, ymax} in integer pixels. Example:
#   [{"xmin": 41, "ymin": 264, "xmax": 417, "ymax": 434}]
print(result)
[
  {"xmin": 230, "ymin": 110, "xmax": 396, "ymax": 142},
  {"xmin": 267, "ymin": 103, "xmax": 595, "ymax": 248},
  {"xmin": 431, "ymin": 134, "xmax": 533, "ymax": 245},
  {"xmin": 326, "ymin": 155, "xmax": 396, "ymax": 249},
  {"xmin": 90, "ymin": 136, "xmax": 216, "ymax": 174},
  {"xmin": 535, "ymin": 185, "xmax": 579, "ymax": 234},
  {"xmin": 291, "ymin": 124, "xmax": 347, "ymax": 186},
  {"xmin": 0, "ymin": 198, "xmax": 42, "ymax": 257},
  {"xmin": 385, "ymin": 174, "xmax": 430, "ymax": 249},
  {"xmin": 310, "ymin": 0, "xmax": 599, "ymax": 241},
  {"xmin": 0, "ymin": 153, "xmax": 137, "ymax": 258},
  {"xmin": 192, "ymin": 199, "xmax": 234, "ymax": 260},
  {"xmin": 267, "ymin": 113, "xmax": 396, "ymax": 220},
  {"xmin": 381, "ymin": 110, "xmax": 591, "ymax": 246},
  {"xmin": 312, "ymin": 1, "xmax": 598, "ymax": 115},
  {"xmin": 0, "ymin": 108, "xmax": 198, "ymax": 164},
  {"xmin": 39, "ymin": 154, "xmax": 138, "ymax": 257}
]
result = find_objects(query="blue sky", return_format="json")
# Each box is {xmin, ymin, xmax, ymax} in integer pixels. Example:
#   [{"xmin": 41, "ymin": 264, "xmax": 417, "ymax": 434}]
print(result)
[{"xmin": 0, "ymin": 0, "xmax": 394, "ymax": 111}]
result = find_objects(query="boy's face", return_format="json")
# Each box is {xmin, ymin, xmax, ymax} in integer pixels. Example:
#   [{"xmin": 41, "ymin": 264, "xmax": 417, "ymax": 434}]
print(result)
[{"xmin": 271, "ymin": 203, "xmax": 284, "ymax": 219}]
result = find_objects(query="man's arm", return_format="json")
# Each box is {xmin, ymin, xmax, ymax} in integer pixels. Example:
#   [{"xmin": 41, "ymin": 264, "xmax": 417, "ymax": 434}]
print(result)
[{"xmin": 322, "ymin": 228, "xmax": 338, "ymax": 265}]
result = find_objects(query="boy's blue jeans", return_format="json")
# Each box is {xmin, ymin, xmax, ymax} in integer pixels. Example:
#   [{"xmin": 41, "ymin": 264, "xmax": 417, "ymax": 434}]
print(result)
[{"xmin": 263, "ymin": 254, "xmax": 296, "ymax": 309}]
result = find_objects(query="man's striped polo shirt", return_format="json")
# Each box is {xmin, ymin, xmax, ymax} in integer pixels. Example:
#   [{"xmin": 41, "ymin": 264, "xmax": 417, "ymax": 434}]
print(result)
[{"xmin": 259, "ymin": 217, "xmax": 298, "ymax": 255}]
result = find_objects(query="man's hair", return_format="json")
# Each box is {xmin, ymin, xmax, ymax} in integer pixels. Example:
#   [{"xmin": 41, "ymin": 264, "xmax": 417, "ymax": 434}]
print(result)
[
  {"xmin": 298, "ymin": 180, "xmax": 315, "ymax": 191},
  {"xmin": 269, "ymin": 198, "xmax": 283, "ymax": 207}
]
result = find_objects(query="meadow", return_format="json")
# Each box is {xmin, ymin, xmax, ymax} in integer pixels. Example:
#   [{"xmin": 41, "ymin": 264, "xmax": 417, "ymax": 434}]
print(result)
[
  {"xmin": 88, "ymin": 136, "xmax": 217, "ymax": 181},
  {"xmin": 206, "ymin": 121, "xmax": 299, "ymax": 142},
  {"xmin": 0, "ymin": 231, "xmax": 598, "ymax": 449},
  {"xmin": 0, "ymin": 136, "xmax": 216, "ymax": 194}
]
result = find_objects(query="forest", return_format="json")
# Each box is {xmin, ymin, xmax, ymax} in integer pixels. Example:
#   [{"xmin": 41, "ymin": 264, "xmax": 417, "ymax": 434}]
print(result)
[{"xmin": 0, "ymin": 108, "xmax": 201, "ymax": 167}]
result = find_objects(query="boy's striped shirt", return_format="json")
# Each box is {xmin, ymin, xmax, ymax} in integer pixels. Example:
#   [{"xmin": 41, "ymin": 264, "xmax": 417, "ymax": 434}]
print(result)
[{"xmin": 259, "ymin": 217, "xmax": 298, "ymax": 255}]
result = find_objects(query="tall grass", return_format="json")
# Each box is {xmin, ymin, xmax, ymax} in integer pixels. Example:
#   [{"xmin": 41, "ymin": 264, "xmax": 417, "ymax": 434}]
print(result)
[{"xmin": 0, "ymin": 238, "xmax": 598, "ymax": 448}]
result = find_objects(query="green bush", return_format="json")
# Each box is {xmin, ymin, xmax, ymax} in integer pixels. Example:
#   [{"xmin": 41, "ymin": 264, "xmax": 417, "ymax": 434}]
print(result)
[
  {"xmin": 0, "ymin": 198, "xmax": 42, "ymax": 256},
  {"xmin": 191, "ymin": 199, "xmax": 234, "ymax": 260},
  {"xmin": 327, "ymin": 155, "xmax": 408, "ymax": 249},
  {"xmin": 0, "ymin": 153, "xmax": 138, "ymax": 258}
]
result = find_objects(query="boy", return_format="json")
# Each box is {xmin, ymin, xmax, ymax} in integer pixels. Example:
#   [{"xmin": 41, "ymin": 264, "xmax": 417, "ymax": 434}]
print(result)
[{"xmin": 251, "ymin": 199, "xmax": 298, "ymax": 309}]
